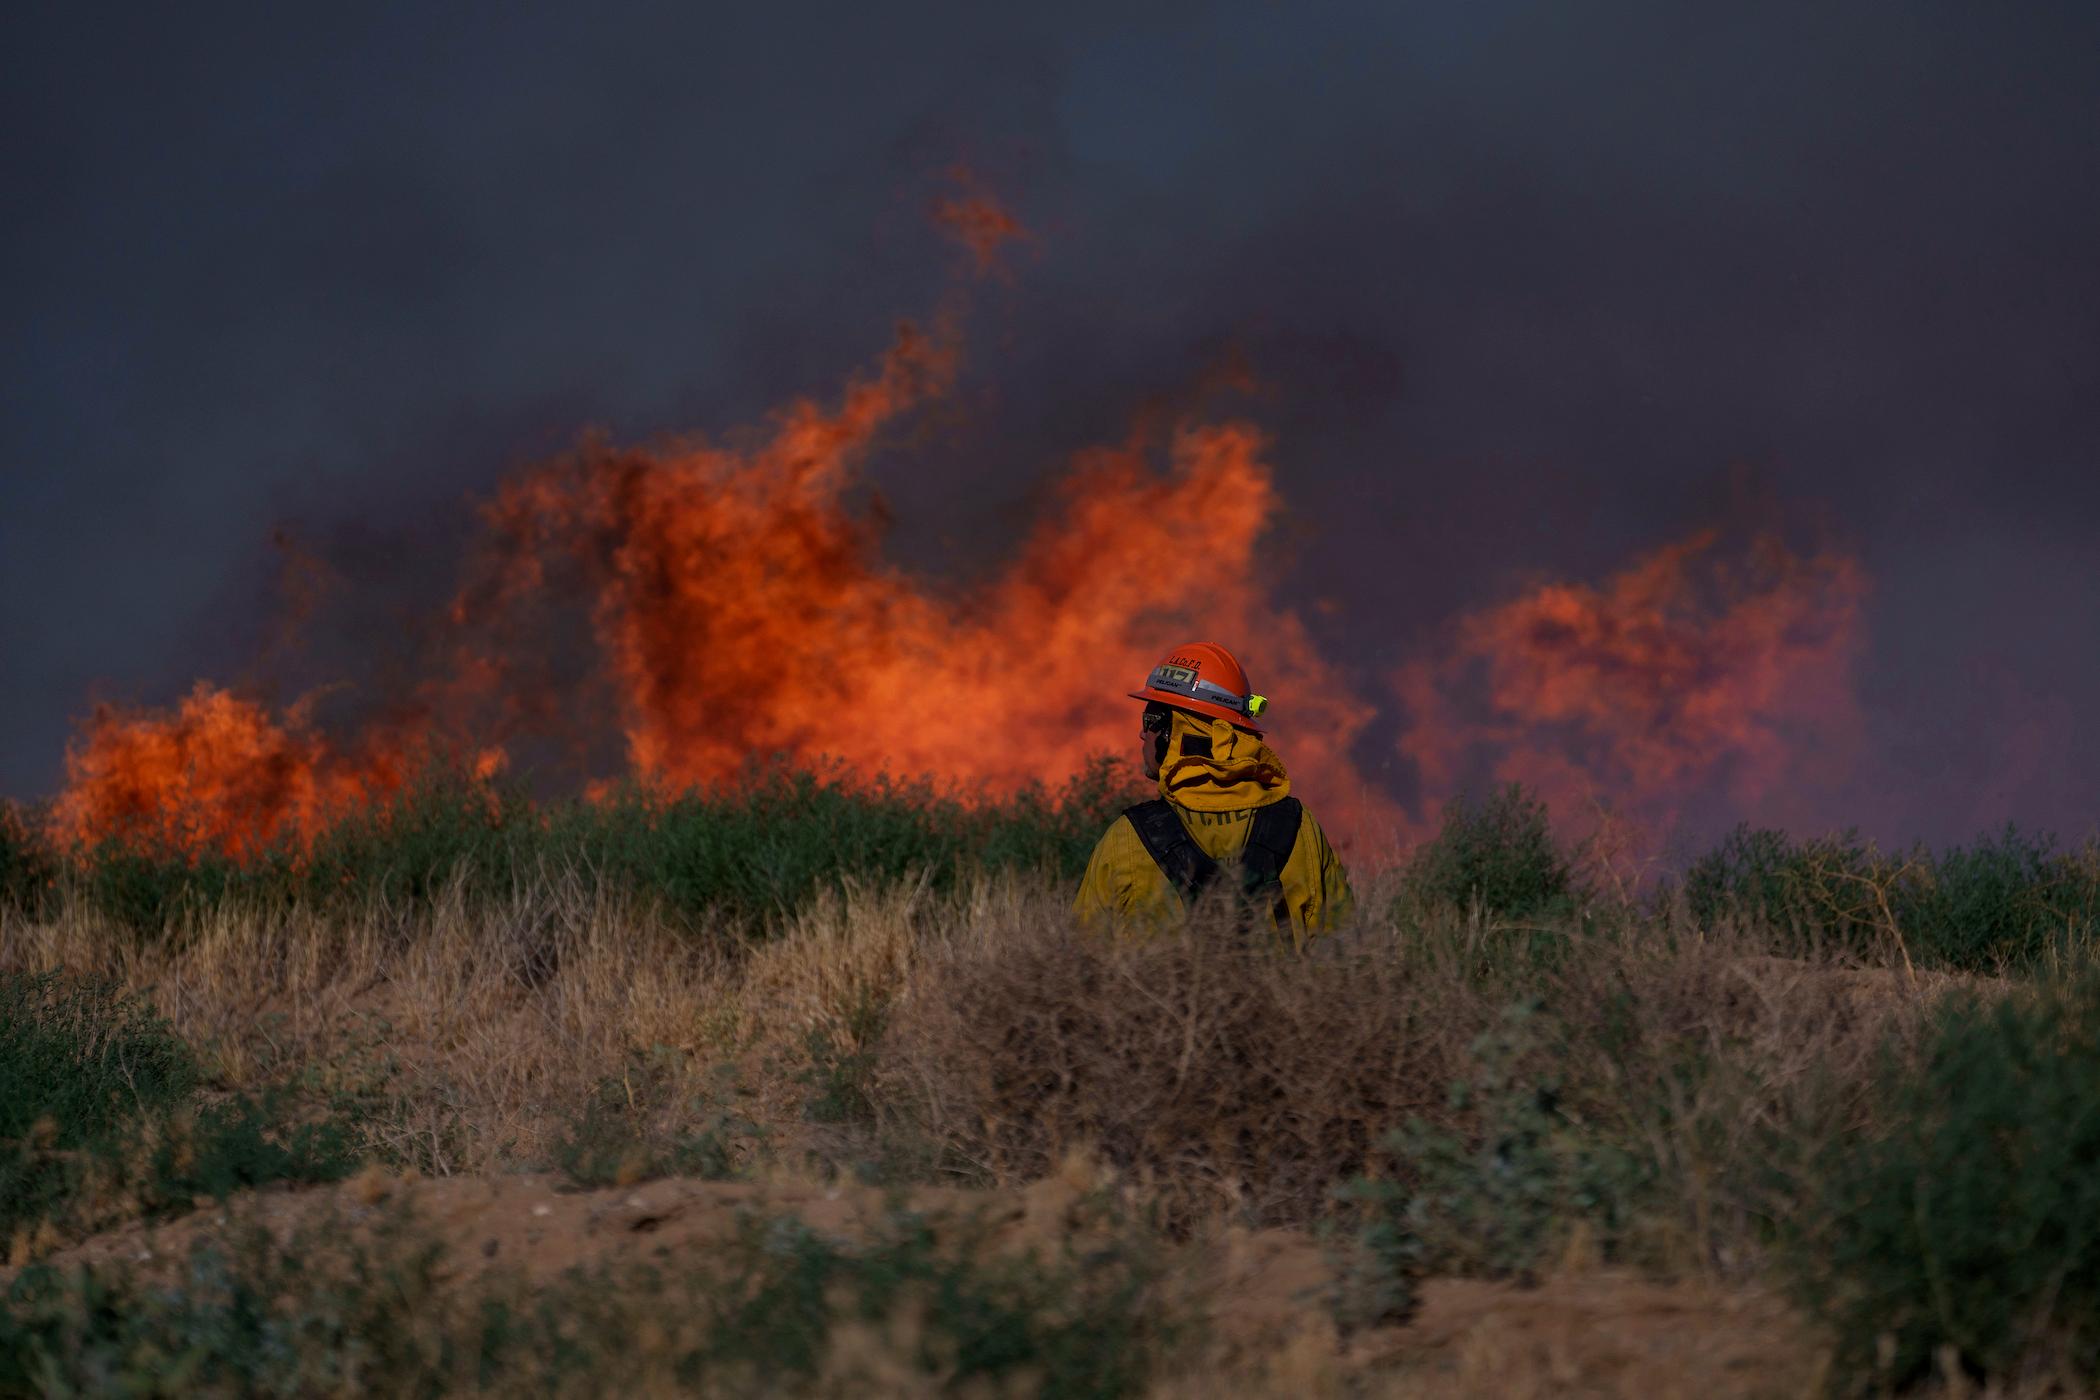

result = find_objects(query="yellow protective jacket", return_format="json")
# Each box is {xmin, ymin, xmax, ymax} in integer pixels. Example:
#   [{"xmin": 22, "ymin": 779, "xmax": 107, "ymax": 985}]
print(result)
[{"xmin": 1072, "ymin": 710, "xmax": 1353, "ymax": 944}]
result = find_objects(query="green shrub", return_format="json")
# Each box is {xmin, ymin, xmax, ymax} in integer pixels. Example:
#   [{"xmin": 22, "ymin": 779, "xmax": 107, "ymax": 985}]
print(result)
[
  {"xmin": 146, "ymin": 1098, "xmax": 358, "ymax": 1209},
  {"xmin": 553, "ymin": 1056, "xmax": 761, "ymax": 1188},
  {"xmin": 0, "ymin": 972, "xmax": 200, "ymax": 1241},
  {"xmin": 0, "ymin": 1214, "xmax": 458, "ymax": 1396},
  {"xmin": 564, "ymin": 758, "xmax": 1139, "ymax": 929},
  {"xmin": 1902, "ymin": 828, "xmax": 2100, "ymax": 971},
  {"xmin": 1328, "ymin": 1173, "xmax": 1424, "ymax": 1331},
  {"xmin": 971, "ymin": 755, "xmax": 1142, "ymax": 878},
  {"xmin": 1685, "ymin": 824, "xmax": 2100, "ymax": 971},
  {"xmin": 296, "ymin": 767, "xmax": 541, "ymax": 909},
  {"xmin": 566, "ymin": 769, "xmax": 973, "ymax": 929},
  {"xmin": 1400, "ymin": 786, "xmax": 1580, "ymax": 923},
  {"xmin": 77, "ymin": 841, "xmax": 247, "ymax": 939},
  {"xmin": 0, "ymin": 970, "xmax": 355, "ymax": 1247},
  {"xmin": 1784, "ymin": 968, "xmax": 2100, "ymax": 1392},
  {"xmin": 1385, "ymin": 1001, "xmax": 1652, "ymax": 1278},
  {"xmin": 0, "ymin": 973, "xmax": 198, "ymax": 1138},
  {"xmin": 1, "ymin": 1195, "xmax": 1170, "ymax": 1397},
  {"xmin": 798, "ymin": 992, "xmax": 888, "ymax": 1128},
  {"xmin": 701, "ymin": 1207, "xmax": 1163, "ymax": 1393},
  {"xmin": 0, "ymin": 803, "xmax": 57, "ymax": 919},
  {"xmin": 1681, "ymin": 825, "xmax": 1880, "ymax": 954}
]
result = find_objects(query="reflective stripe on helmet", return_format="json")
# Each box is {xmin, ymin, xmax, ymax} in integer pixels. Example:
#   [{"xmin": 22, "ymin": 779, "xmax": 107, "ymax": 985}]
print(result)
[{"xmin": 1144, "ymin": 664, "xmax": 1252, "ymax": 715}]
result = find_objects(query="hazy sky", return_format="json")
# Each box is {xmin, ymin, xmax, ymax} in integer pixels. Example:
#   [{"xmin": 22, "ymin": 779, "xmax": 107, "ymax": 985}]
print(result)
[{"xmin": 5, "ymin": 0, "xmax": 2096, "ymax": 845}]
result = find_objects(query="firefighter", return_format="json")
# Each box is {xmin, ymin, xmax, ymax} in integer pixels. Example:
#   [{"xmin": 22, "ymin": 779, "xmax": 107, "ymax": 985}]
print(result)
[{"xmin": 1073, "ymin": 642, "xmax": 1353, "ymax": 942}]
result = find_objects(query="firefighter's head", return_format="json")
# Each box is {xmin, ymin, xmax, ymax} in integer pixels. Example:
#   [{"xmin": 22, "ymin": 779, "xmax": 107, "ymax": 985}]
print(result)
[{"xmin": 1128, "ymin": 642, "xmax": 1267, "ymax": 778}]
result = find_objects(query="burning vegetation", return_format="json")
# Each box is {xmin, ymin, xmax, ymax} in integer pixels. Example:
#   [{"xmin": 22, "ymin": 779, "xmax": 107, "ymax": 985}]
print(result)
[
  {"xmin": 50, "ymin": 686, "xmax": 404, "ymax": 861},
  {"xmin": 39, "ymin": 191, "xmax": 1868, "ymax": 866}
]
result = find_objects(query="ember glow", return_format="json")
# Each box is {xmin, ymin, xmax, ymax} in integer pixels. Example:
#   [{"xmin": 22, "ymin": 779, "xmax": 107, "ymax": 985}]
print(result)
[{"xmin": 44, "ymin": 193, "xmax": 1872, "ymax": 863}]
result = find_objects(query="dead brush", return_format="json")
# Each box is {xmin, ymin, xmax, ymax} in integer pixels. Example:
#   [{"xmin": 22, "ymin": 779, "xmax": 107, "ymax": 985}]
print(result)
[
  {"xmin": 881, "ymin": 895, "xmax": 1490, "ymax": 1230},
  {"xmin": 881, "ymin": 890, "xmax": 1968, "ymax": 1258}
]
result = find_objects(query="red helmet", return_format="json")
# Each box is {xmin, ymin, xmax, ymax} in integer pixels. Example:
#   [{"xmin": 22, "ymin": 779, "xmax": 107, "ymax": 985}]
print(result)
[{"xmin": 1128, "ymin": 641, "xmax": 1268, "ymax": 733}]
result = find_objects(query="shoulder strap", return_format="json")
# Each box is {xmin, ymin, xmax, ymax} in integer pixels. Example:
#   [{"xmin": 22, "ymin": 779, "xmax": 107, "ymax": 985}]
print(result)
[
  {"xmin": 1123, "ymin": 800, "xmax": 1219, "ymax": 904},
  {"xmin": 1241, "ymin": 798, "xmax": 1303, "ymax": 876},
  {"xmin": 1239, "ymin": 798, "xmax": 1303, "ymax": 924}
]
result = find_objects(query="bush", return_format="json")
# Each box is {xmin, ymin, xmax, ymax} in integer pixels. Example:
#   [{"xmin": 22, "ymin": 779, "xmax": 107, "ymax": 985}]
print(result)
[
  {"xmin": 1685, "ymin": 824, "xmax": 2100, "ymax": 971},
  {"xmin": 553, "ymin": 758, "xmax": 1140, "ymax": 930},
  {"xmin": 699, "ymin": 1206, "xmax": 1163, "ymax": 1394},
  {"xmin": 76, "ymin": 841, "xmax": 247, "ymax": 939},
  {"xmin": 1784, "ymin": 968, "xmax": 2100, "ymax": 1392},
  {"xmin": 0, "ymin": 971, "xmax": 199, "ymax": 1243},
  {"xmin": 0, "ymin": 1216, "xmax": 455, "ymax": 1398},
  {"xmin": 0, "ymin": 1194, "xmax": 1170, "ymax": 1397},
  {"xmin": 0, "ymin": 803, "xmax": 57, "ymax": 920},
  {"xmin": 1400, "ymin": 786, "xmax": 1580, "ymax": 923},
  {"xmin": 553, "ymin": 1055, "xmax": 761, "ymax": 1188},
  {"xmin": 0, "ymin": 970, "xmax": 355, "ymax": 1250},
  {"xmin": 1387, "ymin": 1000, "xmax": 1652, "ymax": 1278},
  {"xmin": 1902, "ymin": 828, "xmax": 2100, "ymax": 972},
  {"xmin": 131, "ymin": 1097, "xmax": 358, "ymax": 1216},
  {"xmin": 1328, "ymin": 1172, "xmax": 1424, "ymax": 1331},
  {"xmin": 885, "ymin": 914, "xmax": 1475, "ymax": 1230},
  {"xmin": 1681, "ymin": 825, "xmax": 1880, "ymax": 954},
  {"xmin": 295, "ymin": 767, "xmax": 541, "ymax": 909},
  {"xmin": 798, "ymin": 991, "xmax": 889, "ymax": 1128}
]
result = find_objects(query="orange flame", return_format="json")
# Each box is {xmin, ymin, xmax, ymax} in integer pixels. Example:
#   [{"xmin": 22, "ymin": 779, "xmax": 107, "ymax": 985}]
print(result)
[
  {"xmin": 50, "ymin": 684, "xmax": 407, "ymax": 859},
  {"xmin": 49, "ymin": 306, "xmax": 1390, "ymax": 858},
  {"xmin": 1392, "ymin": 530, "xmax": 1870, "ymax": 841},
  {"xmin": 44, "ymin": 192, "xmax": 1873, "ymax": 867},
  {"xmin": 460, "ymin": 327, "xmax": 1382, "ymax": 831}
]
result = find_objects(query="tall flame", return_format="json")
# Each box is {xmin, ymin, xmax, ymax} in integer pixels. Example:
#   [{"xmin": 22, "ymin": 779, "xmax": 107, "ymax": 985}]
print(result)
[
  {"xmin": 43, "ymin": 187, "xmax": 1874, "ymax": 864},
  {"xmin": 457, "ymin": 327, "xmax": 1380, "ymax": 823},
  {"xmin": 49, "ymin": 309, "xmax": 1387, "ymax": 856}
]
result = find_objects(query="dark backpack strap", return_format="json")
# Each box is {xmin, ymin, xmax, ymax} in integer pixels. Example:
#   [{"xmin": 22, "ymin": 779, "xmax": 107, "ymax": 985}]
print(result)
[
  {"xmin": 1239, "ymin": 797, "xmax": 1303, "ymax": 924},
  {"xmin": 1240, "ymin": 797, "xmax": 1303, "ymax": 877},
  {"xmin": 1123, "ymin": 799, "xmax": 1219, "ymax": 904}
]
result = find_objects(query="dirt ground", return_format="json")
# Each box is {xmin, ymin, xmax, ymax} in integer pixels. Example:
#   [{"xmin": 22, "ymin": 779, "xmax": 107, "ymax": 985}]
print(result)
[{"xmin": 23, "ymin": 1172, "xmax": 1824, "ymax": 1399}]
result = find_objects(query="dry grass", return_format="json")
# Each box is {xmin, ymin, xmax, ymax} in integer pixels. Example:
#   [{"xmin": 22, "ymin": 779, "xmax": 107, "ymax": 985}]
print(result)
[
  {"xmin": 2, "ymin": 872, "xmax": 2044, "ymax": 1395},
  {"xmin": 2, "ymin": 874, "xmax": 738, "ymax": 1174},
  {"xmin": 0, "ymin": 870, "xmax": 1070, "ymax": 1180},
  {"xmin": 0, "ymin": 872, "xmax": 1963, "ymax": 1226}
]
